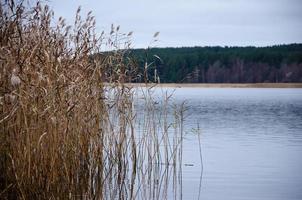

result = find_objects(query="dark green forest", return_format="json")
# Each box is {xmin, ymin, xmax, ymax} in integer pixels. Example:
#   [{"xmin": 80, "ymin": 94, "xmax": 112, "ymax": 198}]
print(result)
[{"xmin": 129, "ymin": 44, "xmax": 302, "ymax": 83}]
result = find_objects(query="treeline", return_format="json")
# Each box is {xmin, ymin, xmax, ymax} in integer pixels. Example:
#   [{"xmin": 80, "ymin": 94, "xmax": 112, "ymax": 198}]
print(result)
[{"xmin": 129, "ymin": 44, "xmax": 302, "ymax": 83}]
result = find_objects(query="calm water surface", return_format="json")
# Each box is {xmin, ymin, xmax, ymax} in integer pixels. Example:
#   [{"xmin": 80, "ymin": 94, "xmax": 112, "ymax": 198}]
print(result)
[{"xmin": 153, "ymin": 88, "xmax": 302, "ymax": 200}]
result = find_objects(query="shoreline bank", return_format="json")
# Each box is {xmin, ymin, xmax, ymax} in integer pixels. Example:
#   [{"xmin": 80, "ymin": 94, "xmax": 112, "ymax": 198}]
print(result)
[{"xmin": 126, "ymin": 83, "xmax": 302, "ymax": 88}]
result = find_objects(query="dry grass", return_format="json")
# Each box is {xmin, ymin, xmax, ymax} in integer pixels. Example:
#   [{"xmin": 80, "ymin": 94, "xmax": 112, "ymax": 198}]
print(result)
[{"xmin": 0, "ymin": 1, "xmax": 189, "ymax": 199}]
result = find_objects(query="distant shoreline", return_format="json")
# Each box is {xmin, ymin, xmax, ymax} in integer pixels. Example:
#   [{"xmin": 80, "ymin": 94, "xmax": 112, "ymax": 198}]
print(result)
[{"xmin": 126, "ymin": 83, "xmax": 302, "ymax": 88}]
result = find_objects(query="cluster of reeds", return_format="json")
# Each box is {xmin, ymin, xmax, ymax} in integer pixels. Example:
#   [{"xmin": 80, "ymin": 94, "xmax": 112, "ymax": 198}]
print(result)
[{"xmin": 0, "ymin": 1, "xmax": 189, "ymax": 199}]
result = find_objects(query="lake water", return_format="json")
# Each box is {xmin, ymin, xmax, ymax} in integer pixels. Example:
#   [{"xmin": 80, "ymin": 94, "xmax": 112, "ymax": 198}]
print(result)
[{"xmin": 151, "ymin": 88, "xmax": 302, "ymax": 200}]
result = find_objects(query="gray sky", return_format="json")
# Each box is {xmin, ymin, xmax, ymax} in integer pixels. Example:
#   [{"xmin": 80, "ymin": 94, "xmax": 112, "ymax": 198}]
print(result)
[{"xmin": 48, "ymin": 0, "xmax": 302, "ymax": 48}]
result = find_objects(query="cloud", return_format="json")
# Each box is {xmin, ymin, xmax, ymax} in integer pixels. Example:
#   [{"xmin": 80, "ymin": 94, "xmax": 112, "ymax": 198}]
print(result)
[{"xmin": 48, "ymin": 0, "xmax": 302, "ymax": 47}]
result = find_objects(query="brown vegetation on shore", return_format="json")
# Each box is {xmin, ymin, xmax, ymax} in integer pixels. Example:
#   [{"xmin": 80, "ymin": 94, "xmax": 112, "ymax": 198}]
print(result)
[{"xmin": 126, "ymin": 83, "xmax": 302, "ymax": 88}]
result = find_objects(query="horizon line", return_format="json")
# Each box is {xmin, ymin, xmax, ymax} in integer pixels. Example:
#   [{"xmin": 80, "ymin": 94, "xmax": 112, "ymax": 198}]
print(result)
[{"xmin": 130, "ymin": 43, "xmax": 302, "ymax": 50}]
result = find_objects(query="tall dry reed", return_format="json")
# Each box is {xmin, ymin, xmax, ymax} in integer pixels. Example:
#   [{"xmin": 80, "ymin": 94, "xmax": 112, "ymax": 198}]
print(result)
[{"xmin": 0, "ymin": 1, "xmax": 191, "ymax": 199}]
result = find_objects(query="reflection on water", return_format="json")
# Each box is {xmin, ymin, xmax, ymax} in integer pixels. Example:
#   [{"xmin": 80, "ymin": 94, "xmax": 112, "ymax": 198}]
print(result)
[{"xmin": 150, "ymin": 88, "xmax": 302, "ymax": 200}]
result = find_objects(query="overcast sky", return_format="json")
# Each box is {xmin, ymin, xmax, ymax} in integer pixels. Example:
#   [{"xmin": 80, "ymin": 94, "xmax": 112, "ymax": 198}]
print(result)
[{"xmin": 48, "ymin": 0, "xmax": 302, "ymax": 48}]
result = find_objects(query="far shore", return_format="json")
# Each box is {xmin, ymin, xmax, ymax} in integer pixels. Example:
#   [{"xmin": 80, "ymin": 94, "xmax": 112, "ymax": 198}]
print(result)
[{"xmin": 125, "ymin": 83, "xmax": 302, "ymax": 88}]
